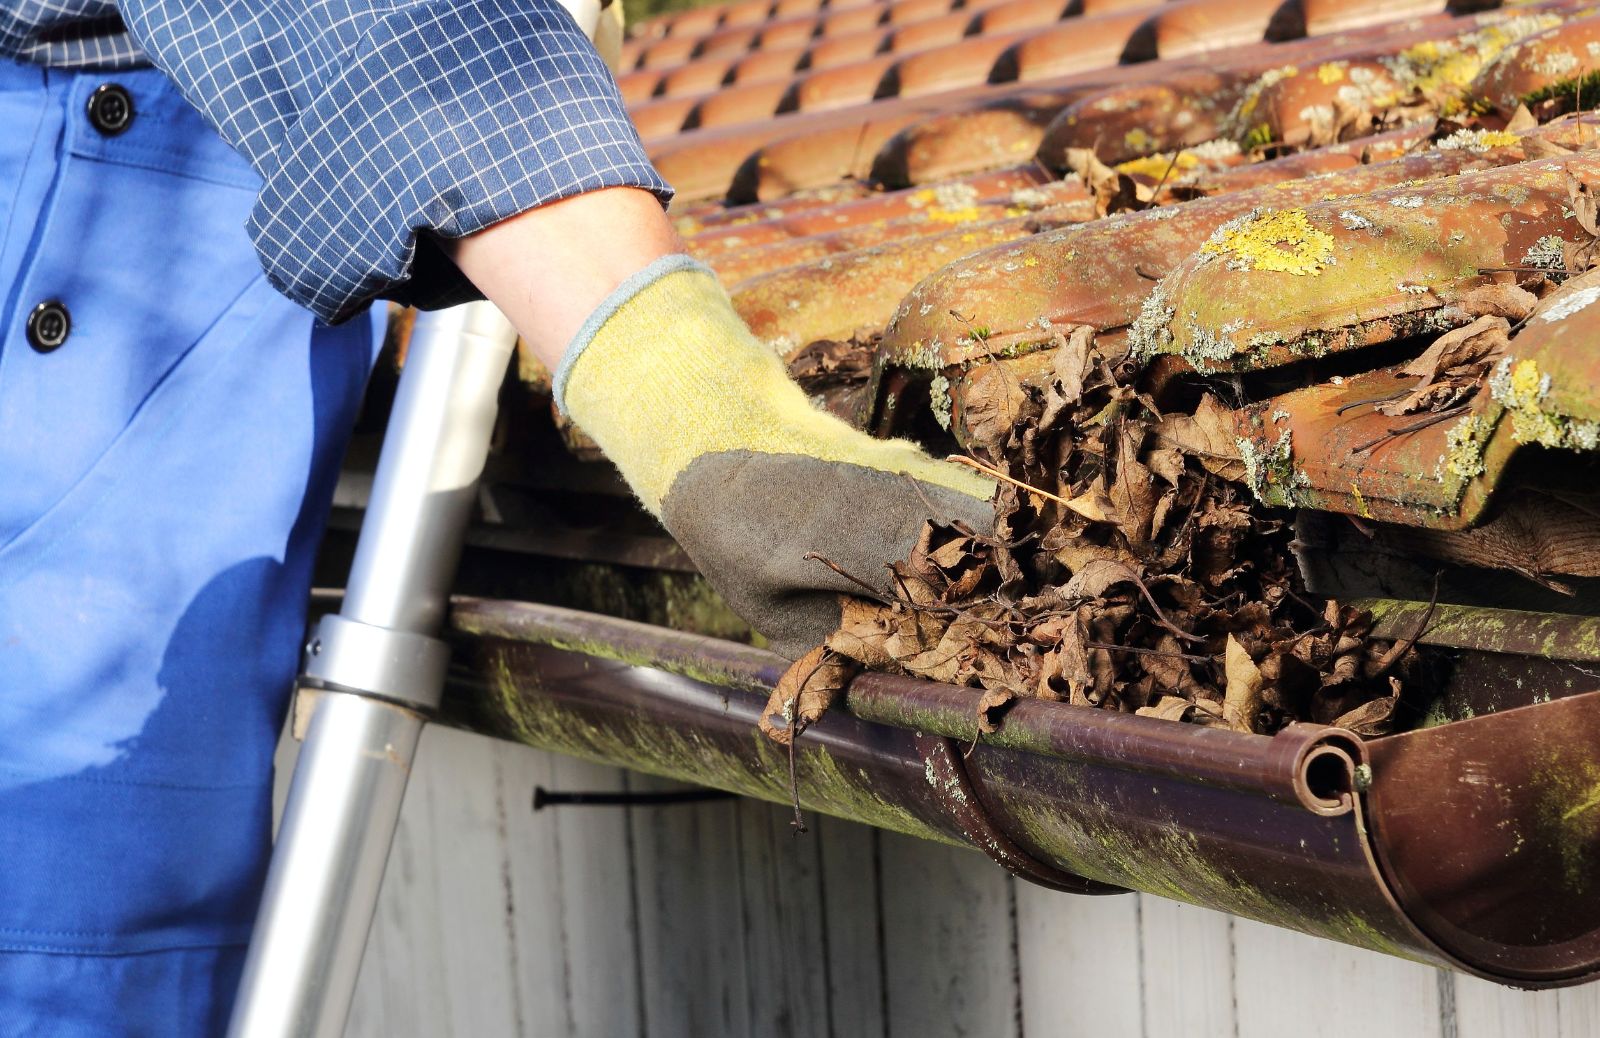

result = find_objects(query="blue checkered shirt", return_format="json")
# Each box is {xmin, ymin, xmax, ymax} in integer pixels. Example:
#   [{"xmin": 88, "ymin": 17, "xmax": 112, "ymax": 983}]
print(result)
[{"xmin": 3, "ymin": 0, "xmax": 670, "ymax": 321}]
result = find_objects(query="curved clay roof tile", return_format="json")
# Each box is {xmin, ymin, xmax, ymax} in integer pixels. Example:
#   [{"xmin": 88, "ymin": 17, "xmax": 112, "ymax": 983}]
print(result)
[
  {"xmin": 805, "ymin": 28, "xmax": 893, "ymax": 68},
  {"xmin": 717, "ymin": 0, "xmax": 777, "ymax": 27},
  {"xmin": 659, "ymin": 56, "xmax": 740, "ymax": 97},
  {"xmin": 881, "ymin": 30, "xmax": 1032, "ymax": 97},
  {"xmin": 1267, "ymin": 0, "xmax": 1453, "ymax": 41},
  {"xmin": 884, "ymin": 10, "xmax": 977, "ymax": 53},
  {"xmin": 1121, "ymin": 0, "xmax": 1290, "ymax": 63},
  {"xmin": 637, "ymin": 35, "xmax": 701, "ymax": 70},
  {"xmin": 1473, "ymin": 14, "xmax": 1600, "ymax": 115},
  {"xmin": 686, "ymin": 163, "xmax": 1048, "ymax": 250},
  {"xmin": 686, "ymin": 78, "xmax": 793, "ymax": 128},
  {"xmin": 773, "ymin": 0, "xmax": 829, "ymax": 19},
  {"xmin": 628, "ymin": 93, "xmax": 702, "ymax": 138},
  {"xmin": 728, "ymin": 109, "xmax": 929, "ymax": 201},
  {"xmin": 757, "ymin": 17, "xmax": 825, "ymax": 48},
  {"xmin": 662, "ymin": 5, "xmax": 725, "ymax": 38},
  {"xmin": 886, "ymin": 0, "xmax": 960, "ymax": 25},
  {"xmin": 818, "ymin": 4, "xmax": 889, "ymax": 36},
  {"xmin": 969, "ymin": 0, "xmax": 1078, "ymax": 36},
  {"xmin": 782, "ymin": 55, "xmax": 903, "ymax": 111},
  {"xmin": 995, "ymin": 8, "xmax": 1156, "ymax": 81},
  {"xmin": 727, "ymin": 44, "xmax": 812, "ymax": 84},
  {"xmin": 694, "ymin": 24, "xmax": 763, "ymax": 59},
  {"xmin": 870, "ymin": 90, "xmax": 1094, "ymax": 185},
  {"xmin": 613, "ymin": 68, "xmax": 666, "ymax": 104}
]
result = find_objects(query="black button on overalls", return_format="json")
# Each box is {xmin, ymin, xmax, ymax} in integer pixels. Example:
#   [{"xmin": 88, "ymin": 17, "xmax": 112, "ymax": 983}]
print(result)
[
  {"xmin": 87, "ymin": 84, "xmax": 134, "ymax": 136},
  {"xmin": 26, "ymin": 301, "xmax": 71, "ymax": 353}
]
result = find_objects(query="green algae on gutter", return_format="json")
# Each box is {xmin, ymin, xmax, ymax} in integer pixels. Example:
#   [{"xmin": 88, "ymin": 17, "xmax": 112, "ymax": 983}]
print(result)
[
  {"xmin": 479, "ymin": 644, "xmax": 952, "ymax": 843},
  {"xmin": 459, "ymin": 615, "xmax": 772, "ymax": 695},
  {"xmin": 996, "ymin": 788, "xmax": 1425, "ymax": 959},
  {"xmin": 1357, "ymin": 599, "xmax": 1600, "ymax": 663},
  {"xmin": 1532, "ymin": 747, "xmax": 1600, "ymax": 896}
]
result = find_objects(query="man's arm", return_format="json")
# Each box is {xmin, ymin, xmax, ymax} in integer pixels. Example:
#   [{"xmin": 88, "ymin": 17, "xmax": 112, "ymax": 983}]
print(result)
[
  {"xmin": 447, "ymin": 193, "xmax": 995, "ymax": 659},
  {"xmin": 445, "ymin": 187, "xmax": 680, "ymax": 370}
]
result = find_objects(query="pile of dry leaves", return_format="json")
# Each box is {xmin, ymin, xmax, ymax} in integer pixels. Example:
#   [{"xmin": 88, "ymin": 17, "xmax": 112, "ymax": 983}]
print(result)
[
  {"xmin": 758, "ymin": 124, "xmax": 1600, "ymax": 753},
  {"xmin": 763, "ymin": 325, "xmax": 1425, "ymax": 748}
]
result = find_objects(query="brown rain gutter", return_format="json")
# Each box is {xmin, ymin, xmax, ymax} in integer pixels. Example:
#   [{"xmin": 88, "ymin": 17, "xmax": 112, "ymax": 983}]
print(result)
[{"xmin": 440, "ymin": 595, "xmax": 1600, "ymax": 989}]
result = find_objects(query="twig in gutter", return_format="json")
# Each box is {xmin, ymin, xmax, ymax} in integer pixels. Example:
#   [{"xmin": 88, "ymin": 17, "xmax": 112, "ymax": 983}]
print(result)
[
  {"xmin": 787, "ymin": 734, "xmax": 808, "ymax": 835},
  {"xmin": 945, "ymin": 455, "xmax": 1104, "ymax": 521},
  {"xmin": 1099, "ymin": 560, "xmax": 1207, "ymax": 645},
  {"xmin": 1370, "ymin": 571, "xmax": 1440, "ymax": 680},
  {"xmin": 1086, "ymin": 641, "xmax": 1213, "ymax": 664},
  {"xmin": 803, "ymin": 551, "xmax": 890, "ymax": 600}
]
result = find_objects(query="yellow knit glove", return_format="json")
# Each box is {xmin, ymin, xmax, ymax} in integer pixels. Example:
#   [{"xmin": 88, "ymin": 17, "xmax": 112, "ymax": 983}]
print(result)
[{"xmin": 556, "ymin": 255, "xmax": 994, "ymax": 657}]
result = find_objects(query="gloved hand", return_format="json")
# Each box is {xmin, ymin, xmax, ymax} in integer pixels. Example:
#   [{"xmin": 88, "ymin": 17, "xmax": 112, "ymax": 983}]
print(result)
[{"xmin": 554, "ymin": 255, "xmax": 996, "ymax": 659}]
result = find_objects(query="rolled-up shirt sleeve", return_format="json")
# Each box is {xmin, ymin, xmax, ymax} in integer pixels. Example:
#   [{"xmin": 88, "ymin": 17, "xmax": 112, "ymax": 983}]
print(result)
[{"xmin": 117, "ymin": 0, "xmax": 672, "ymax": 322}]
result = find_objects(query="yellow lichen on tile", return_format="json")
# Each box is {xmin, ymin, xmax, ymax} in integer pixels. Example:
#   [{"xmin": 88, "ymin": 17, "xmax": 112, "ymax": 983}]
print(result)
[
  {"xmin": 1115, "ymin": 151, "xmax": 1200, "ymax": 179},
  {"xmin": 1200, "ymin": 208, "xmax": 1337, "ymax": 276},
  {"xmin": 926, "ymin": 205, "xmax": 983, "ymax": 224}
]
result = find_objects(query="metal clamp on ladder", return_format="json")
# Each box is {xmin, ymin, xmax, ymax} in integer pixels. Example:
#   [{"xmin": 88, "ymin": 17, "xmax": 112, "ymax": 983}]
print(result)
[{"xmin": 227, "ymin": 302, "xmax": 518, "ymax": 1038}]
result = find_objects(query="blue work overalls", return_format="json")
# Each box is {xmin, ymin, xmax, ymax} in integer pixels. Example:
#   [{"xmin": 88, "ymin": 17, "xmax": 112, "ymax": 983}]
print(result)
[{"xmin": 0, "ymin": 59, "xmax": 382, "ymax": 1034}]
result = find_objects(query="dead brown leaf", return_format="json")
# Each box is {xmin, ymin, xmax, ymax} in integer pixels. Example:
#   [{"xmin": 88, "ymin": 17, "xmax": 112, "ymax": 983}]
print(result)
[
  {"xmin": 1457, "ymin": 283, "xmax": 1538, "ymax": 322},
  {"xmin": 958, "ymin": 362, "xmax": 1034, "ymax": 458},
  {"xmin": 1379, "ymin": 315, "xmax": 1510, "ymax": 416},
  {"xmin": 760, "ymin": 645, "xmax": 860, "ymax": 745},
  {"xmin": 1565, "ymin": 172, "xmax": 1600, "ymax": 274},
  {"xmin": 1332, "ymin": 695, "xmax": 1397, "ymax": 737},
  {"xmin": 1151, "ymin": 394, "xmax": 1248, "ymax": 481},
  {"xmin": 1062, "ymin": 148, "xmax": 1151, "ymax": 217},
  {"xmin": 1222, "ymin": 634, "xmax": 1264, "ymax": 733}
]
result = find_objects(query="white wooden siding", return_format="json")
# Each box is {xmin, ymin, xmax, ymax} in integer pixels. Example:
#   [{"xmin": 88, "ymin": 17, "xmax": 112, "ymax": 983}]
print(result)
[{"xmin": 272, "ymin": 726, "xmax": 1600, "ymax": 1038}]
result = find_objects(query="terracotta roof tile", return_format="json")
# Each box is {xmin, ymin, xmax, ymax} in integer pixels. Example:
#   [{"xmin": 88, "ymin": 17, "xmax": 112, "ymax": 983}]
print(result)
[
  {"xmin": 728, "ymin": 42, "xmax": 813, "ymax": 81},
  {"xmin": 715, "ymin": 0, "xmax": 777, "ymax": 27},
  {"xmin": 887, "ymin": 0, "xmax": 963, "ymax": 24},
  {"xmin": 623, "ymin": 0, "xmax": 1600, "ymax": 522},
  {"xmin": 991, "ymin": 8, "xmax": 1161, "ymax": 81},
  {"xmin": 783, "ymin": 53, "xmax": 901, "ymax": 109},
  {"xmin": 657, "ymin": 54, "xmax": 741, "ymax": 95}
]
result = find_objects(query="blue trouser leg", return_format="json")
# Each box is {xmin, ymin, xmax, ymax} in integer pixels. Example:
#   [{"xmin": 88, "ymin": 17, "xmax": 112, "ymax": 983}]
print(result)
[{"xmin": 0, "ymin": 60, "xmax": 381, "ymax": 1035}]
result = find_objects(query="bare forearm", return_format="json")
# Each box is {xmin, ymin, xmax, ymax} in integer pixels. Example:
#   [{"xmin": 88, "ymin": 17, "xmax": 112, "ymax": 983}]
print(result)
[{"xmin": 443, "ymin": 186, "xmax": 684, "ymax": 371}]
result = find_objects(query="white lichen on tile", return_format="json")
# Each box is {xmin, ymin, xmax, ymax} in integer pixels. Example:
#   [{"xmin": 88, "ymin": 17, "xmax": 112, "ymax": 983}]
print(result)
[
  {"xmin": 1128, "ymin": 281, "xmax": 1176, "ymax": 358},
  {"xmin": 1237, "ymin": 428, "xmax": 1311, "ymax": 507},
  {"xmin": 1339, "ymin": 209, "xmax": 1376, "ymax": 231},
  {"xmin": 1531, "ymin": 48, "xmax": 1581, "ymax": 78},
  {"xmin": 1537, "ymin": 284, "xmax": 1600, "ymax": 322},
  {"xmin": 1433, "ymin": 127, "xmax": 1521, "ymax": 152},
  {"xmin": 1008, "ymin": 186, "xmax": 1053, "ymax": 210},
  {"xmin": 1437, "ymin": 414, "xmax": 1493, "ymax": 481},
  {"xmin": 928, "ymin": 374, "xmax": 953, "ymax": 431},
  {"xmin": 1522, "ymin": 234, "xmax": 1569, "ymax": 270}
]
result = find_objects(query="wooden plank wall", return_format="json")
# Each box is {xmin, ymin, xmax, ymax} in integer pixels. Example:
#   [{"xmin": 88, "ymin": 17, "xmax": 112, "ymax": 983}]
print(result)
[{"xmin": 273, "ymin": 727, "xmax": 1600, "ymax": 1037}]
